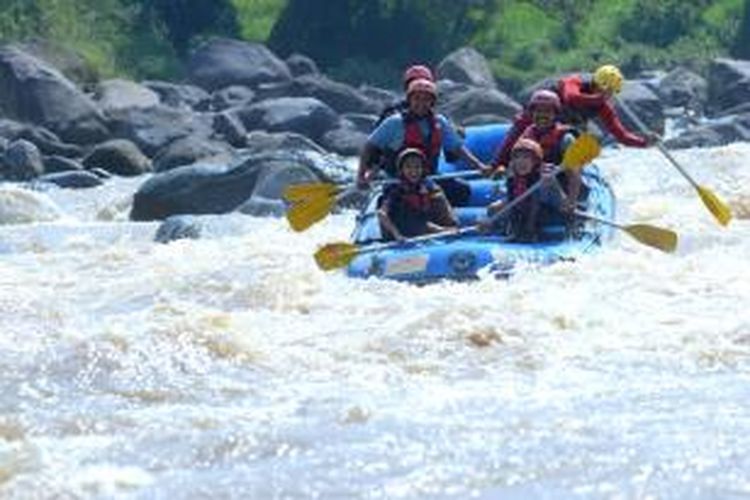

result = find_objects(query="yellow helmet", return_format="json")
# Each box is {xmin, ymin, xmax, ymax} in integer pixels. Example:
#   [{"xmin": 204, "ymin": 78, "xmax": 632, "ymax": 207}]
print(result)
[{"xmin": 593, "ymin": 64, "xmax": 624, "ymax": 94}]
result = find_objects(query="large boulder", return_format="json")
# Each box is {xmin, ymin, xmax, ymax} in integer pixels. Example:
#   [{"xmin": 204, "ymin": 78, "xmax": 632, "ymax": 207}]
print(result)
[
  {"xmin": 437, "ymin": 47, "xmax": 496, "ymax": 88},
  {"xmin": 286, "ymin": 53, "xmax": 320, "ymax": 77},
  {"xmin": 665, "ymin": 113, "xmax": 750, "ymax": 149},
  {"xmin": 130, "ymin": 155, "xmax": 320, "ymax": 221},
  {"xmin": 236, "ymin": 97, "xmax": 339, "ymax": 142},
  {"xmin": 42, "ymin": 155, "xmax": 84, "ymax": 173},
  {"xmin": 287, "ymin": 75, "xmax": 380, "ymax": 115},
  {"xmin": 211, "ymin": 85, "xmax": 256, "ymax": 111},
  {"xmin": 187, "ymin": 38, "xmax": 292, "ymax": 91},
  {"xmin": 212, "ymin": 111, "xmax": 248, "ymax": 147},
  {"xmin": 615, "ymin": 81, "xmax": 665, "ymax": 135},
  {"xmin": 1, "ymin": 139, "xmax": 44, "ymax": 180},
  {"xmin": 0, "ymin": 120, "xmax": 82, "ymax": 158},
  {"xmin": 82, "ymin": 139, "xmax": 151, "ymax": 176},
  {"xmin": 358, "ymin": 85, "xmax": 399, "ymax": 111},
  {"xmin": 319, "ymin": 125, "xmax": 367, "ymax": 156},
  {"xmin": 95, "ymin": 79, "xmax": 160, "ymax": 112},
  {"xmin": 439, "ymin": 88, "xmax": 521, "ymax": 125},
  {"xmin": 707, "ymin": 58, "xmax": 750, "ymax": 116},
  {"xmin": 106, "ymin": 105, "xmax": 213, "ymax": 156},
  {"xmin": 143, "ymin": 80, "xmax": 211, "ymax": 111},
  {"xmin": 17, "ymin": 40, "xmax": 98, "ymax": 87},
  {"xmin": 0, "ymin": 45, "xmax": 108, "ymax": 144},
  {"xmin": 152, "ymin": 135, "xmax": 234, "ymax": 172},
  {"xmin": 656, "ymin": 67, "xmax": 708, "ymax": 110},
  {"xmin": 243, "ymin": 130, "xmax": 326, "ymax": 155}
]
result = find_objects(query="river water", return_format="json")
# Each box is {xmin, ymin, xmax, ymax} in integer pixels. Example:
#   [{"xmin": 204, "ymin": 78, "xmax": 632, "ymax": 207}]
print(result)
[{"xmin": 1, "ymin": 142, "xmax": 749, "ymax": 499}]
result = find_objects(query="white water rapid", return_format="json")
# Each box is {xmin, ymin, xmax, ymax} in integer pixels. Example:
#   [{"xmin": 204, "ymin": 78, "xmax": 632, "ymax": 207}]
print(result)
[{"xmin": 1, "ymin": 142, "xmax": 750, "ymax": 499}]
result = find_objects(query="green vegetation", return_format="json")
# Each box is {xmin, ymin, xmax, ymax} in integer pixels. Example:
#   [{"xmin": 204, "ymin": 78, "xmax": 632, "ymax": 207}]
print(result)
[{"xmin": 0, "ymin": 0, "xmax": 748, "ymax": 90}]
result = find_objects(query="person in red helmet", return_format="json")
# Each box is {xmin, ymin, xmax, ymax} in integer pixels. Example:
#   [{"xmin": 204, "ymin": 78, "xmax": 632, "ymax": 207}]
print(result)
[
  {"xmin": 483, "ymin": 138, "xmax": 554, "ymax": 241},
  {"xmin": 376, "ymin": 64, "xmax": 436, "ymax": 126},
  {"xmin": 494, "ymin": 64, "xmax": 656, "ymax": 168},
  {"xmin": 518, "ymin": 89, "xmax": 581, "ymax": 213},
  {"xmin": 357, "ymin": 78, "xmax": 490, "ymax": 204},
  {"xmin": 378, "ymin": 148, "xmax": 457, "ymax": 241}
]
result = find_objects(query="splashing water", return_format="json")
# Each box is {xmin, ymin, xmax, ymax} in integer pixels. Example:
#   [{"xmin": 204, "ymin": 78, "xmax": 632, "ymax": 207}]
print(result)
[{"xmin": 1, "ymin": 143, "xmax": 750, "ymax": 499}]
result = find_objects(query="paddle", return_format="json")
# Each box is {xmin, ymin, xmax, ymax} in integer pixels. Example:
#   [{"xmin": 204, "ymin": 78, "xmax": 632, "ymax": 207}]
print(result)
[
  {"xmin": 314, "ymin": 133, "xmax": 601, "ymax": 271},
  {"xmin": 615, "ymin": 97, "xmax": 732, "ymax": 227},
  {"xmin": 548, "ymin": 176, "xmax": 678, "ymax": 253},
  {"xmin": 284, "ymin": 170, "xmax": 484, "ymax": 233},
  {"xmin": 574, "ymin": 211, "xmax": 677, "ymax": 253}
]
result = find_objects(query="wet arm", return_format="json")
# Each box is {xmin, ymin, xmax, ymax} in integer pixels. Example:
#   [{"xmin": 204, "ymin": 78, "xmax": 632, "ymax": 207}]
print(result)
[
  {"xmin": 357, "ymin": 142, "xmax": 382, "ymax": 187},
  {"xmin": 378, "ymin": 207, "xmax": 403, "ymax": 240},
  {"xmin": 598, "ymin": 101, "xmax": 648, "ymax": 147}
]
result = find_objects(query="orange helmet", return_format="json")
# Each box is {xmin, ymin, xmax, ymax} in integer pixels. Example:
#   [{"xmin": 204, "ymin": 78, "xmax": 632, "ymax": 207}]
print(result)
[
  {"xmin": 403, "ymin": 65, "xmax": 434, "ymax": 88},
  {"xmin": 511, "ymin": 138, "xmax": 543, "ymax": 162},
  {"xmin": 406, "ymin": 78, "xmax": 437, "ymax": 100}
]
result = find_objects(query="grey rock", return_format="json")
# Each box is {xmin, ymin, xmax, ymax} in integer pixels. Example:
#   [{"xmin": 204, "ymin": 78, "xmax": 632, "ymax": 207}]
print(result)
[
  {"xmin": 438, "ymin": 47, "xmax": 496, "ymax": 88},
  {"xmin": 107, "ymin": 105, "xmax": 213, "ymax": 156},
  {"xmin": 35, "ymin": 170, "xmax": 103, "ymax": 188},
  {"xmin": 154, "ymin": 215, "xmax": 202, "ymax": 243},
  {"xmin": 187, "ymin": 38, "xmax": 292, "ymax": 91},
  {"xmin": 83, "ymin": 139, "xmax": 151, "ymax": 176},
  {"xmin": 236, "ymin": 97, "xmax": 339, "ymax": 142},
  {"xmin": 152, "ymin": 135, "xmax": 234, "ymax": 172},
  {"xmin": 211, "ymin": 85, "xmax": 256, "ymax": 110},
  {"xmin": 95, "ymin": 79, "xmax": 160, "ymax": 112},
  {"xmin": 0, "ymin": 45, "xmax": 109, "ymax": 143},
  {"xmin": 286, "ymin": 53, "xmax": 319, "ymax": 77},
  {"xmin": 2, "ymin": 139, "xmax": 44, "ymax": 180},
  {"xmin": 143, "ymin": 80, "xmax": 211, "ymax": 110},
  {"xmin": 43, "ymin": 155, "xmax": 83, "ymax": 173}
]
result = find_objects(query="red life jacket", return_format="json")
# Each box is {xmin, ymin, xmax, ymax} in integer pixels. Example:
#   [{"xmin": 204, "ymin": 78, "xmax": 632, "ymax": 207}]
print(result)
[
  {"xmin": 396, "ymin": 182, "xmax": 432, "ymax": 213},
  {"xmin": 401, "ymin": 112, "xmax": 442, "ymax": 175},
  {"xmin": 521, "ymin": 123, "xmax": 573, "ymax": 164}
]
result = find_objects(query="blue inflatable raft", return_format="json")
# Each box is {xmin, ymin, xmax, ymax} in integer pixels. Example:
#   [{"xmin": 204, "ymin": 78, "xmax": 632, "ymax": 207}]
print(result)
[{"xmin": 346, "ymin": 124, "xmax": 615, "ymax": 282}]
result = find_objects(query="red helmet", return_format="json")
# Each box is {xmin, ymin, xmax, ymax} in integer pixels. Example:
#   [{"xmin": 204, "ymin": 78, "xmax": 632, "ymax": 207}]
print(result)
[
  {"xmin": 528, "ymin": 89, "xmax": 561, "ymax": 112},
  {"xmin": 406, "ymin": 78, "xmax": 437, "ymax": 100},
  {"xmin": 403, "ymin": 65, "xmax": 434, "ymax": 88},
  {"xmin": 511, "ymin": 138, "xmax": 543, "ymax": 162}
]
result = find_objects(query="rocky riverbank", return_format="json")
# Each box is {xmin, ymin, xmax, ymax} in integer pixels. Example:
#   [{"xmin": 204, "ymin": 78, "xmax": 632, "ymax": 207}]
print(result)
[{"xmin": 1, "ymin": 38, "xmax": 748, "ymax": 224}]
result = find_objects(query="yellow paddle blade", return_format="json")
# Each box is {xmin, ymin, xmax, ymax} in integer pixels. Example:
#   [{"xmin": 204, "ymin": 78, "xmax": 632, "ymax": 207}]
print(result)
[
  {"xmin": 286, "ymin": 195, "xmax": 336, "ymax": 232},
  {"xmin": 283, "ymin": 182, "xmax": 339, "ymax": 204},
  {"xmin": 624, "ymin": 224, "xmax": 678, "ymax": 253},
  {"xmin": 697, "ymin": 185, "xmax": 732, "ymax": 227},
  {"xmin": 314, "ymin": 242, "xmax": 359, "ymax": 271},
  {"xmin": 562, "ymin": 133, "xmax": 601, "ymax": 170}
]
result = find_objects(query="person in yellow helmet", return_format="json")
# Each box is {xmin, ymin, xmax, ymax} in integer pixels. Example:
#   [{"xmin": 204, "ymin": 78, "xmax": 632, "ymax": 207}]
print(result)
[{"xmin": 494, "ymin": 64, "xmax": 656, "ymax": 169}]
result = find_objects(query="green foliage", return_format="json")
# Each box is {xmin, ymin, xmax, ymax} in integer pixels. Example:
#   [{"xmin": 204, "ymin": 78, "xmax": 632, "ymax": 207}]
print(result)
[
  {"xmin": 232, "ymin": 0, "xmax": 287, "ymax": 41},
  {"xmin": 268, "ymin": 0, "xmax": 497, "ymax": 86},
  {"xmin": 0, "ymin": 0, "xmax": 747, "ymax": 89},
  {"xmin": 731, "ymin": 0, "xmax": 750, "ymax": 57}
]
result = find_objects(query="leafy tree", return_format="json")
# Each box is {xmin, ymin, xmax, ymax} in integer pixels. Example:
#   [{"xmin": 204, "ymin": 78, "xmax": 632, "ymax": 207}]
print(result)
[
  {"xmin": 268, "ymin": 0, "xmax": 496, "ymax": 85},
  {"xmin": 135, "ymin": 0, "xmax": 240, "ymax": 57},
  {"xmin": 618, "ymin": 0, "xmax": 710, "ymax": 48}
]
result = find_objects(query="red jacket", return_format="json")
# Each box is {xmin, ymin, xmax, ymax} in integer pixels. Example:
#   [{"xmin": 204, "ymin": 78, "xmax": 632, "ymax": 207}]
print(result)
[{"xmin": 558, "ymin": 75, "xmax": 647, "ymax": 147}]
